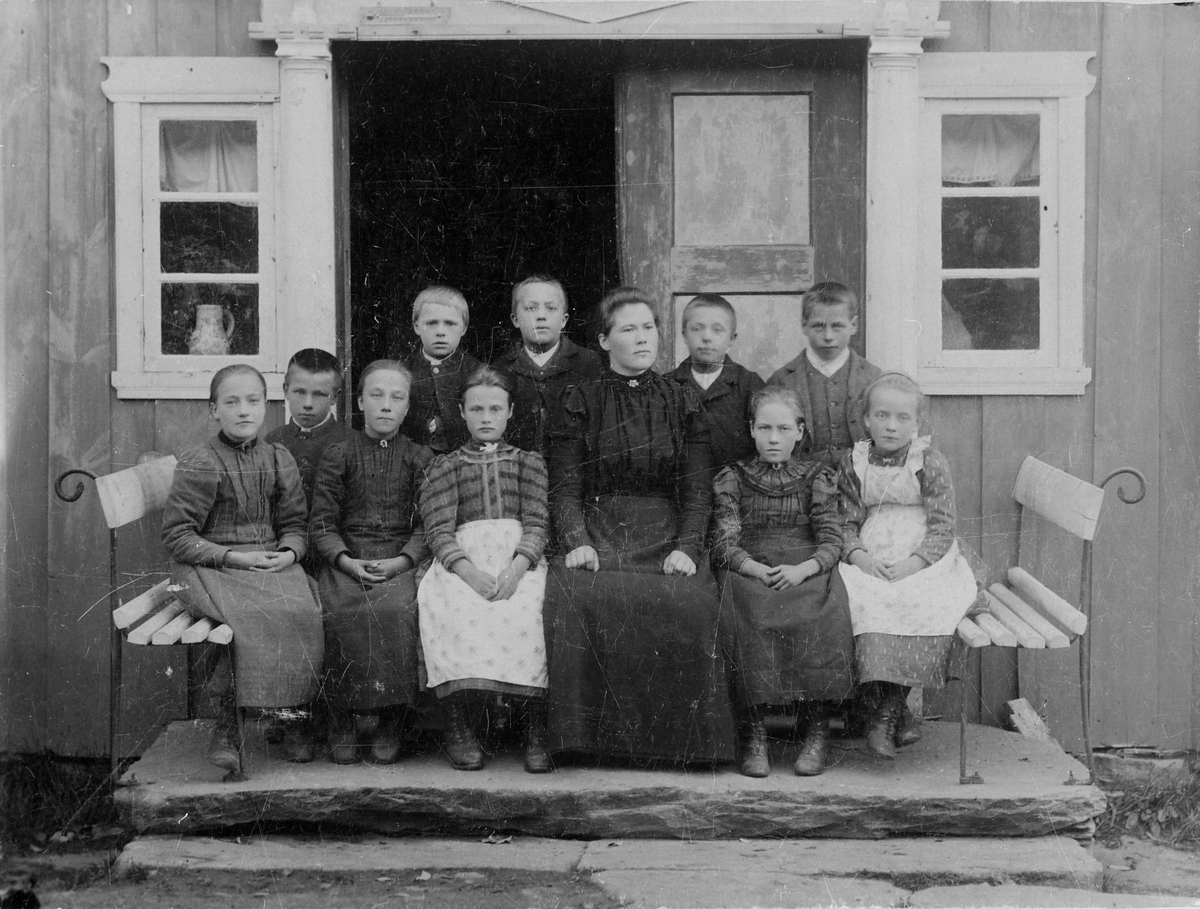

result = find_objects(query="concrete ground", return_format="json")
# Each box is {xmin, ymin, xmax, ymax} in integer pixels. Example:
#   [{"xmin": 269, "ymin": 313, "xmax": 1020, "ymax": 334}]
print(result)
[{"xmin": 18, "ymin": 833, "xmax": 1200, "ymax": 908}]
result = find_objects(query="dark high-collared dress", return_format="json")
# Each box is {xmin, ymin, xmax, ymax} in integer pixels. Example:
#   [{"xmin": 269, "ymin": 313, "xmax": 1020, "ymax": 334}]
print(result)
[
  {"xmin": 161, "ymin": 434, "xmax": 324, "ymax": 708},
  {"xmin": 712, "ymin": 456, "xmax": 855, "ymax": 708},
  {"xmin": 309, "ymin": 430, "xmax": 435, "ymax": 711},
  {"xmin": 545, "ymin": 368, "xmax": 736, "ymax": 764}
]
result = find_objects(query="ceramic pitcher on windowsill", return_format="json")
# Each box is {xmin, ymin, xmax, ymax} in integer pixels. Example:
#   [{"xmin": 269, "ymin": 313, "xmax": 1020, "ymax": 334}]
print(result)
[{"xmin": 187, "ymin": 303, "xmax": 236, "ymax": 356}]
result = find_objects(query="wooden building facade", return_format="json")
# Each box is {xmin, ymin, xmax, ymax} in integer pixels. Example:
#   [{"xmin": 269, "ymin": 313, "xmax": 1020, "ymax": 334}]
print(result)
[{"xmin": 1, "ymin": 0, "xmax": 1197, "ymax": 759}]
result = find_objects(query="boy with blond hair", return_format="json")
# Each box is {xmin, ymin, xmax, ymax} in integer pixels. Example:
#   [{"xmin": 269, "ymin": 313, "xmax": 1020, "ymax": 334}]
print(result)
[{"xmin": 402, "ymin": 285, "xmax": 483, "ymax": 453}]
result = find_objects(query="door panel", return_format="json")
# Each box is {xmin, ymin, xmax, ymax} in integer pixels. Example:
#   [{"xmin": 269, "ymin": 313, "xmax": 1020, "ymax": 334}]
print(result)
[{"xmin": 618, "ymin": 48, "xmax": 864, "ymax": 378}]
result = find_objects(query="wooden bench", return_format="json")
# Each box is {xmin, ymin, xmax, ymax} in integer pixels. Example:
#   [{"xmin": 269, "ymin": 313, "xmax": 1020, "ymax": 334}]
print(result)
[
  {"xmin": 954, "ymin": 456, "xmax": 1146, "ymax": 784},
  {"xmin": 55, "ymin": 456, "xmax": 240, "ymax": 778}
]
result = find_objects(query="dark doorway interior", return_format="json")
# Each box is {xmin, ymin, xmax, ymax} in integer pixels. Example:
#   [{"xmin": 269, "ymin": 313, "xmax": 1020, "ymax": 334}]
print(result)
[{"xmin": 338, "ymin": 41, "xmax": 622, "ymax": 384}]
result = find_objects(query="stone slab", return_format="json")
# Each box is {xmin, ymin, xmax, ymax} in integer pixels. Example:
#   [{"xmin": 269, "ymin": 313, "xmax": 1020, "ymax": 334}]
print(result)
[
  {"xmin": 1091, "ymin": 836, "xmax": 1200, "ymax": 899},
  {"xmin": 594, "ymin": 870, "xmax": 908, "ymax": 908},
  {"xmin": 579, "ymin": 837, "xmax": 1103, "ymax": 890},
  {"xmin": 115, "ymin": 835, "xmax": 586, "ymax": 876},
  {"xmin": 114, "ymin": 719, "xmax": 1105, "ymax": 840},
  {"xmin": 907, "ymin": 883, "xmax": 1200, "ymax": 908}
]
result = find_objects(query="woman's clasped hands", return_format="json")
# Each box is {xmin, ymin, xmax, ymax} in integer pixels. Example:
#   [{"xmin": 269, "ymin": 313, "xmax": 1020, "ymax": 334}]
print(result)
[
  {"xmin": 452, "ymin": 555, "xmax": 530, "ymax": 601},
  {"xmin": 741, "ymin": 558, "xmax": 819, "ymax": 590},
  {"xmin": 848, "ymin": 550, "xmax": 925, "ymax": 582}
]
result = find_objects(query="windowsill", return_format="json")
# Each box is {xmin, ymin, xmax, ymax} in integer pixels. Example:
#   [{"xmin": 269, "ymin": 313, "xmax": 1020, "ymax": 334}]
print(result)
[
  {"xmin": 112, "ymin": 371, "xmax": 286, "ymax": 400},
  {"xmin": 913, "ymin": 365, "xmax": 1092, "ymax": 396}
]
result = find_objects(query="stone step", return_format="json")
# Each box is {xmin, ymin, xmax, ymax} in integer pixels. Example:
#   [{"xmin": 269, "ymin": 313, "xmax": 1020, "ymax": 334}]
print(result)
[
  {"xmin": 114, "ymin": 834, "xmax": 1112, "ymax": 908},
  {"xmin": 115, "ymin": 718, "xmax": 1105, "ymax": 841}
]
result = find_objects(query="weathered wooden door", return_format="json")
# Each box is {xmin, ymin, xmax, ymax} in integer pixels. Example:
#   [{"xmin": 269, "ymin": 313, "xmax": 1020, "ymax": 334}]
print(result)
[{"xmin": 616, "ymin": 48, "xmax": 865, "ymax": 376}]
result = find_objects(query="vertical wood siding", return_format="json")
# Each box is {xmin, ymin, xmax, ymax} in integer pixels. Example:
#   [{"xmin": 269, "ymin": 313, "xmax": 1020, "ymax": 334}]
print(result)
[
  {"xmin": 932, "ymin": 2, "xmax": 1200, "ymax": 751},
  {"xmin": 1, "ymin": 0, "xmax": 268, "ymax": 756}
]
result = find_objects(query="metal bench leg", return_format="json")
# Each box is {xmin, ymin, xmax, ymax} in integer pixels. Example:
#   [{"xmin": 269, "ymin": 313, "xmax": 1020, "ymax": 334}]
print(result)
[
  {"xmin": 959, "ymin": 643, "xmax": 983, "ymax": 785},
  {"xmin": 228, "ymin": 643, "xmax": 247, "ymax": 782}
]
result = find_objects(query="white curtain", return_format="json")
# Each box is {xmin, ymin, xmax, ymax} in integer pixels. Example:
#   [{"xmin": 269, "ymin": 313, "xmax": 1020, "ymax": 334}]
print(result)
[
  {"xmin": 160, "ymin": 121, "xmax": 257, "ymax": 193},
  {"xmin": 942, "ymin": 114, "xmax": 1039, "ymax": 187}
]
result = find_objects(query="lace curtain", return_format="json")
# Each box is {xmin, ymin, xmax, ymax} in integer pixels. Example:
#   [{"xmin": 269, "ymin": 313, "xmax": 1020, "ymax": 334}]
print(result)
[
  {"xmin": 941, "ymin": 114, "xmax": 1039, "ymax": 187},
  {"xmin": 159, "ymin": 121, "xmax": 257, "ymax": 193}
]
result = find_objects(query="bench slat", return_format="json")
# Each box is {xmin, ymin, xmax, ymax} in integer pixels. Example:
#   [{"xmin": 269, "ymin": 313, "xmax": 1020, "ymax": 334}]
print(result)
[
  {"xmin": 1007, "ymin": 567, "xmax": 1087, "ymax": 636},
  {"xmin": 207, "ymin": 624, "xmax": 234, "ymax": 645},
  {"xmin": 126, "ymin": 602, "xmax": 185, "ymax": 645},
  {"xmin": 984, "ymin": 590, "xmax": 1046, "ymax": 649},
  {"xmin": 974, "ymin": 613, "xmax": 1018, "ymax": 648},
  {"xmin": 957, "ymin": 616, "xmax": 992, "ymax": 648},
  {"xmin": 988, "ymin": 583, "xmax": 1071, "ymax": 649},
  {"xmin": 151, "ymin": 610, "xmax": 195, "ymax": 645},
  {"xmin": 112, "ymin": 579, "xmax": 174, "ymax": 630},
  {"xmin": 180, "ymin": 617, "xmax": 217, "ymax": 644}
]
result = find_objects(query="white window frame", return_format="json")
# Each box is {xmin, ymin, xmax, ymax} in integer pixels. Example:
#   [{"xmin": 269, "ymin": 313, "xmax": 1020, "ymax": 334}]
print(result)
[
  {"xmin": 916, "ymin": 52, "xmax": 1095, "ymax": 395},
  {"xmin": 104, "ymin": 58, "xmax": 289, "ymax": 399}
]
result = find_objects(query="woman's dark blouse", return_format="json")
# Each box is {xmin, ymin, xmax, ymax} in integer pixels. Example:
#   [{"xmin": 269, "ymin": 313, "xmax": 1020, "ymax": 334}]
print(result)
[
  {"xmin": 711, "ymin": 457, "xmax": 842, "ymax": 573},
  {"xmin": 549, "ymin": 368, "xmax": 714, "ymax": 562},
  {"xmin": 309, "ymin": 431, "xmax": 435, "ymax": 566},
  {"xmin": 162, "ymin": 434, "xmax": 309, "ymax": 567}
]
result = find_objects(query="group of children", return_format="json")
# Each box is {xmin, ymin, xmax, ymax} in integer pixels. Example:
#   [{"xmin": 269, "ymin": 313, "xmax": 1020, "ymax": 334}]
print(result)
[{"xmin": 161, "ymin": 276, "xmax": 979, "ymax": 780}]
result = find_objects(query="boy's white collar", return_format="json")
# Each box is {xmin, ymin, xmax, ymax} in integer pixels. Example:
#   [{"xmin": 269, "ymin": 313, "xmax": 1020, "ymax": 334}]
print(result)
[
  {"xmin": 805, "ymin": 346, "xmax": 850, "ymax": 378},
  {"xmin": 292, "ymin": 411, "xmax": 334, "ymax": 432},
  {"xmin": 525, "ymin": 340, "xmax": 560, "ymax": 366}
]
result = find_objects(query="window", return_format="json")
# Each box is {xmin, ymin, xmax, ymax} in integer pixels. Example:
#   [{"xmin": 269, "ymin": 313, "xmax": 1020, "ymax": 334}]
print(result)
[
  {"xmin": 916, "ymin": 53, "xmax": 1094, "ymax": 395},
  {"xmin": 149, "ymin": 109, "xmax": 273, "ymax": 369},
  {"xmin": 104, "ymin": 58, "xmax": 287, "ymax": 399}
]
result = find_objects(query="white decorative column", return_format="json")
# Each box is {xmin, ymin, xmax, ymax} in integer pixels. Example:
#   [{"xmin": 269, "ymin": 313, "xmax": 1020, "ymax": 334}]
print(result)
[
  {"xmin": 275, "ymin": 37, "xmax": 337, "ymax": 360},
  {"xmin": 865, "ymin": 36, "xmax": 924, "ymax": 372}
]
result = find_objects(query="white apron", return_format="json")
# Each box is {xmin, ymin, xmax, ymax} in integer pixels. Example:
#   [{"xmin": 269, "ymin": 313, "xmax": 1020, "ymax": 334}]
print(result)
[
  {"xmin": 418, "ymin": 518, "xmax": 548, "ymax": 691},
  {"xmin": 838, "ymin": 439, "xmax": 977, "ymax": 637}
]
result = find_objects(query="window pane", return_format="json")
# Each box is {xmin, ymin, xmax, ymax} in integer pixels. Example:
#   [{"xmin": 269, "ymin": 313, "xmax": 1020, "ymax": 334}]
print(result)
[
  {"xmin": 942, "ymin": 278, "xmax": 1039, "ymax": 351},
  {"xmin": 160, "ymin": 120, "xmax": 257, "ymax": 192},
  {"xmin": 161, "ymin": 283, "xmax": 259, "ymax": 356},
  {"xmin": 942, "ymin": 114, "xmax": 1039, "ymax": 187},
  {"xmin": 161, "ymin": 202, "xmax": 258, "ymax": 274},
  {"xmin": 942, "ymin": 197, "xmax": 1039, "ymax": 270}
]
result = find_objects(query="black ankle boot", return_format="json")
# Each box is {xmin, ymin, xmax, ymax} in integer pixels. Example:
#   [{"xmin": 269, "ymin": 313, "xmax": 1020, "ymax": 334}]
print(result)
[
  {"xmin": 793, "ymin": 703, "xmax": 831, "ymax": 776},
  {"xmin": 207, "ymin": 698, "xmax": 241, "ymax": 775},
  {"xmin": 866, "ymin": 684, "xmax": 903, "ymax": 760},
  {"xmin": 740, "ymin": 710, "xmax": 770, "ymax": 778},
  {"xmin": 523, "ymin": 699, "xmax": 552, "ymax": 774},
  {"xmin": 894, "ymin": 703, "xmax": 922, "ymax": 748},
  {"xmin": 443, "ymin": 696, "xmax": 484, "ymax": 771}
]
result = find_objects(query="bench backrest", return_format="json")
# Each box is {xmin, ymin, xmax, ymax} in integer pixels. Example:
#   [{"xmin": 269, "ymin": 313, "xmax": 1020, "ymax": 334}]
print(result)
[
  {"xmin": 1012, "ymin": 455, "xmax": 1106, "ymax": 542},
  {"xmin": 94, "ymin": 456, "xmax": 177, "ymax": 530}
]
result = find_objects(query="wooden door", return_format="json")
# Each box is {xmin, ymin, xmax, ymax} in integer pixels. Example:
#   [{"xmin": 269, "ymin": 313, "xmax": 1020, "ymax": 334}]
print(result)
[{"xmin": 616, "ymin": 49, "xmax": 865, "ymax": 377}]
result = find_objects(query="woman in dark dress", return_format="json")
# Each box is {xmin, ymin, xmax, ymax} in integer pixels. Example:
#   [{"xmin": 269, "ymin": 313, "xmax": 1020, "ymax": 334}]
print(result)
[
  {"xmin": 712, "ymin": 387, "xmax": 856, "ymax": 778},
  {"xmin": 545, "ymin": 287, "xmax": 736, "ymax": 764}
]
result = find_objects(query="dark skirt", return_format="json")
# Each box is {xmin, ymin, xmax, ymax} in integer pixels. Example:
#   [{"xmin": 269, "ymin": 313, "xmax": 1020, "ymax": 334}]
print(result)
[
  {"xmin": 171, "ymin": 545, "xmax": 323, "ymax": 708},
  {"xmin": 545, "ymin": 495, "xmax": 736, "ymax": 764},
  {"xmin": 317, "ymin": 542, "xmax": 420, "ymax": 711},
  {"xmin": 720, "ymin": 530, "xmax": 856, "ymax": 708},
  {"xmin": 855, "ymin": 633, "xmax": 955, "ymax": 689}
]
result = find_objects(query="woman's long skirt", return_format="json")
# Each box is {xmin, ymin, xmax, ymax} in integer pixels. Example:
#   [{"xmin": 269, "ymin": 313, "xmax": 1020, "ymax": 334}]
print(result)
[
  {"xmin": 720, "ymin": 530, "xmax": 856, "ymax": 708},
  {"xmin": 545, "ymin": 495, "xmax": 736, "ymax": 763},
  {"xmin": 417, "ymin": 519, "xmax": 548, "ymax": 699},
  {"xmin": 317, "ymin": 540, "xmax": 420, "ymax": 711},
  {"xmin": 170, "ymin": 544, "xmax": 324, "ymax": 708}
]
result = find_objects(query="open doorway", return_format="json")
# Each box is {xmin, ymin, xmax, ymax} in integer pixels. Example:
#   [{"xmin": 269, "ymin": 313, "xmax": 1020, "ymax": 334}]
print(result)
[{"xmin": 337, "ymin": 41, "xmax": 622, "ymax": 386}]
